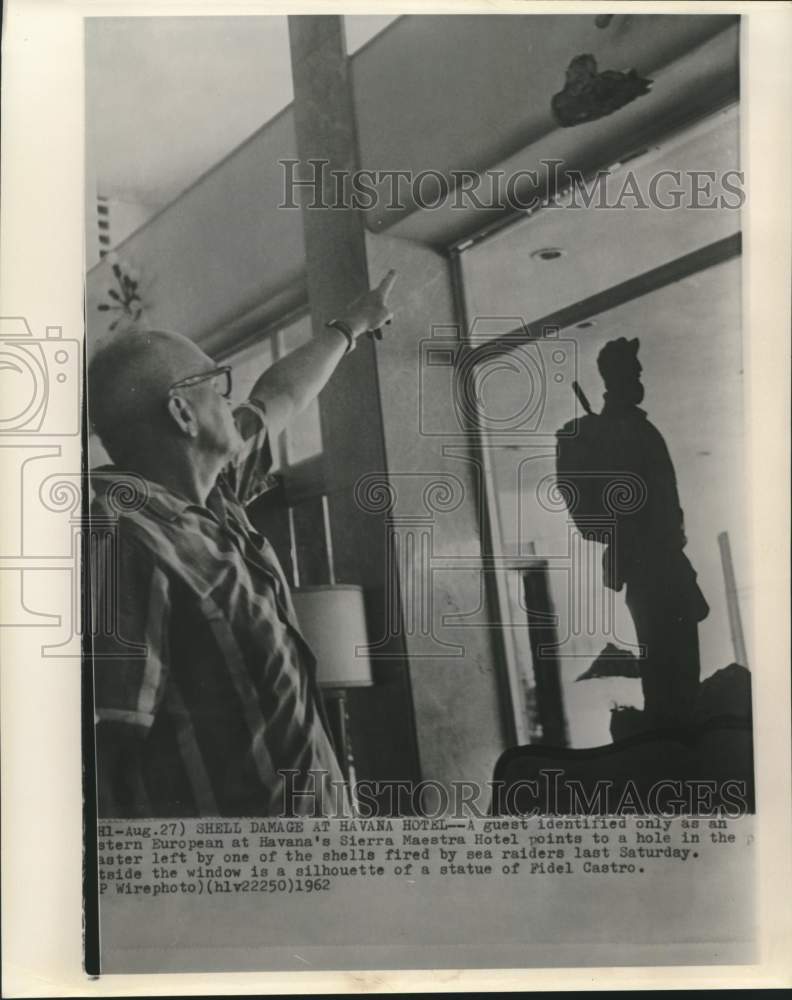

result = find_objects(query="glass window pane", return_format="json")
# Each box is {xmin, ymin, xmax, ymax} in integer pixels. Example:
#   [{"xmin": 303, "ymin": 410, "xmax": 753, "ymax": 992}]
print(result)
[
  {"xmin": 466, "ymin": 257, "xmax": 745, "ymax": 748},
  {"xmin": 459, "ymin": 110, "xmax": 745, "ymax": 748}
]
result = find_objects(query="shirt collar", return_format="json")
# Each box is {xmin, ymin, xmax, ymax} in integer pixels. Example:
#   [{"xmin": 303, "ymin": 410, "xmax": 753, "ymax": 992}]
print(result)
[{"xmin": 90, "ymin": 464, "xmax": 216, "ymax": 523}]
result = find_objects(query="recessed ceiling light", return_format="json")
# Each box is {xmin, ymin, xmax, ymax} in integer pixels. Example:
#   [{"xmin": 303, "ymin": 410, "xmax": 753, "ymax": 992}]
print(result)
[{"xmin": 531, "ymin": 247, "xmax": 566, "ymax": 262}]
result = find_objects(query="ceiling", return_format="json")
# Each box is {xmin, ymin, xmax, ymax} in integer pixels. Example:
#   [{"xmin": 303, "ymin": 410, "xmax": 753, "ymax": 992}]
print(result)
[
  {"xmin": 460, "ymin": 104, "xmax": 740, "ymax": 329},
  {"xmin": 85, "ymin": 15, "xmax": 398, "ymax": 210}
]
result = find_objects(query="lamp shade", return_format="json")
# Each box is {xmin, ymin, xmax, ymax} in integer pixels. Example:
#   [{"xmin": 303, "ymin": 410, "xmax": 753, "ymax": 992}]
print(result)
[{"xmin": 291, "ymin": 585, "xmax": 373, "ymax": 689}]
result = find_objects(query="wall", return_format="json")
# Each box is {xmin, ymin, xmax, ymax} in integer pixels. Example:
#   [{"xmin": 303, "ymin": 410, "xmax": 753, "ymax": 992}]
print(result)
[
  {"xmin": 85, "ymin": 109, "xmax": 306, "ymax": 355},
  {"xmin": 366, "ymin": 230, "xmax": 512, "ymax": 790}
]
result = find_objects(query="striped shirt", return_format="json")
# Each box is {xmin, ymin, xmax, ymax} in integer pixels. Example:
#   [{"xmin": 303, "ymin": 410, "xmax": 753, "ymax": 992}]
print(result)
[{"xmin": 90, "ymin": 398, "xmax": 349, "ymax": 818}]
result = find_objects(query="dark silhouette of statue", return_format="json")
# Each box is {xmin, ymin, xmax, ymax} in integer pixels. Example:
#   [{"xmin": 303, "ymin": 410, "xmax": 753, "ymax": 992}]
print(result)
[{"xmin": 556, "ymin": 337, "xmax": 709, "ymax": 730}]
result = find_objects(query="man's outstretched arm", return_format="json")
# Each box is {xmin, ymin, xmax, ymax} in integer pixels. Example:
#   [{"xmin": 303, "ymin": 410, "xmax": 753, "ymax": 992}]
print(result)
[{"xmin": 248, "ymin": 270, "xmax": 397, "ymax": 439}]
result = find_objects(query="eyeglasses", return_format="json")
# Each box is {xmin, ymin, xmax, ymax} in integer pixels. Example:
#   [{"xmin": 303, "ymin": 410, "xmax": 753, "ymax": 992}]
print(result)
[{"xmin": 168, "ymin": 365, "xmax": 232, "ymax": 399}]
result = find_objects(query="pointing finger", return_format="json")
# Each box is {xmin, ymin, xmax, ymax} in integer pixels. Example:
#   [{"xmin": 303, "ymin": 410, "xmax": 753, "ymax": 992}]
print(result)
[{"xmin": 377, "ymin": 269, "xmax": 398, "ymax": 299}]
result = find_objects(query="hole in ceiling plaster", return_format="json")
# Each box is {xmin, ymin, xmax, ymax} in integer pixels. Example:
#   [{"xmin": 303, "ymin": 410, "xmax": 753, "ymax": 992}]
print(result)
[
  {"xmin": 576, "ymin": 320, "xmax": 596, "ymax": 329},
  {"xmin": 532, "ymin": 247, "xmax": 566, "ymax": 262}
]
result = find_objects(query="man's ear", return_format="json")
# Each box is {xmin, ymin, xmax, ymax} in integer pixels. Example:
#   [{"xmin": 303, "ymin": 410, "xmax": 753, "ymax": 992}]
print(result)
[{"xmin": 166, "ymin": 394, "xmax": 199, "ymax": 439}]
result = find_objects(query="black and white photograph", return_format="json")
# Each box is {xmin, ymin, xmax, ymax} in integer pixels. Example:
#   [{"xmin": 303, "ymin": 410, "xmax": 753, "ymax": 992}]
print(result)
[
  {"xmin": 86, "ymin": 10, "xmax": 753, "ymax": 817},
  {"xmin": 1, "ymin": 1, "xmax": 791, "ymax": 993}
]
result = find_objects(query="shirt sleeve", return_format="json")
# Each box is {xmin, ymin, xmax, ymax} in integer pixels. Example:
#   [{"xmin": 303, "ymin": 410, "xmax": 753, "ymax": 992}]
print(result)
[
  {"xmin": 92, "ymin": 530, "xmax": 171, "ymax": 732},
  {"xmin": 224, "ymin": 397, "xmax": 279, "ymax": 506}
]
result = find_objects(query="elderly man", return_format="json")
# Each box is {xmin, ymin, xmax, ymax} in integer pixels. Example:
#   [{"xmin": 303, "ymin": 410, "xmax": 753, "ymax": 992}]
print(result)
[{"xmin": 88, "ymin": 272, "xmax": 396, "ymax": 818}]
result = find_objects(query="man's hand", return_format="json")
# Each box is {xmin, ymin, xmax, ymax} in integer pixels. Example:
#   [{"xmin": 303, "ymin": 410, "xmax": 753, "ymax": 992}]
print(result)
[
  {"xmin": 250, "ymin": 269, "xmax": 398, "ymax": 435},
  {"xmin": 339, "ymin": 270, "xmax": 398, "ymax": 340}
]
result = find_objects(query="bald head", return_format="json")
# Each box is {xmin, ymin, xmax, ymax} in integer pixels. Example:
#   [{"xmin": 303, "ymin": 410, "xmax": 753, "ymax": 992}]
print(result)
[{"xmin": 88, "ymin": 329, "xmax": 213, "ymax": 466}]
